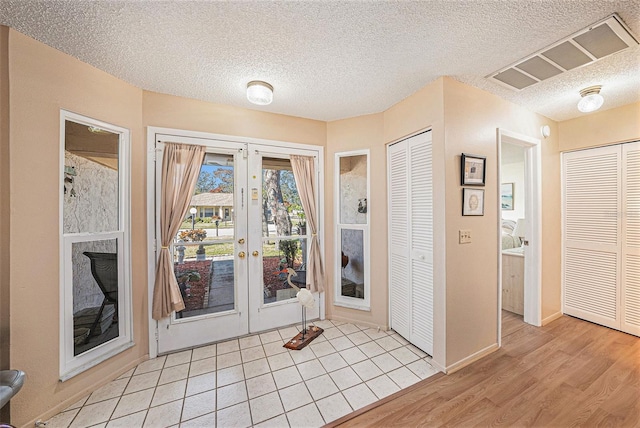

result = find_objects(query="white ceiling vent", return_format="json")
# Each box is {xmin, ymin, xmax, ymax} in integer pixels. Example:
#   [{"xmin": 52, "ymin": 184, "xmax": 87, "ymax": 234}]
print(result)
[{"xmin": 488, "ymin": 14, "xmax": 638, "ymax": 91}]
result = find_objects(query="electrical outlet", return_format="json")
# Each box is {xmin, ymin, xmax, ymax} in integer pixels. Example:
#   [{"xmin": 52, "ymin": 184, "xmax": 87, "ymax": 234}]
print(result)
[{"xmin": 459, "ymin": 229, "xmax": 472, "ymax": 244}]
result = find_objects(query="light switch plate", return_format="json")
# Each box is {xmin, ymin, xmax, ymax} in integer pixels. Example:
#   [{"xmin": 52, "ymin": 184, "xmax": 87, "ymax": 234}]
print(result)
[{"xmin": 459, "ymin": 229, "xmax": 472, "ymax": 244}]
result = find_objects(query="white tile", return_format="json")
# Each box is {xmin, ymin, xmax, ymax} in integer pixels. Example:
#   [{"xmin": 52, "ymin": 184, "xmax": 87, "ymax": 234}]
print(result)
[
  {"xmin": 289, "ymin": 346, "xmax": 315, "ymax": 364},
  {"xmin": 185, "ymin": 371, "xmax": 216, "ymax": 397},
  {"xmin": 268, "ymin": 352, "xmax": 295, "ymax": 371},
  {"xmin": 389, "ymin": 332, "xmax": 409, "ymax": 345},
  {"xmin": 254, "ymin": 414, "xmax": 290, "ymax": 428},
  {"xmin": 407, "ymin": 359, "xmax": 439, "ymax": 380},
  {"xmin": 151, "ymin": 379, "xmax": 186, "ymax": 407},
  {"xmin": 217, "ymin": 380, "xmax": 248, "ymax": 409},
  {"xmin": 348, "ymin": 331, "xmax": 373, "ymax": 346},
  {"xmin": 259, "ymin": 330, "xmax": 282, "ymax": 344},
  {"xmin": 310, "ymin": 341, "xmax": 336, "ymax": 358},
  {"xmin": 330, "ymin": 319, "xmax": 347, "ymax": 326},
  {"xmin": 105, "ymin": 410, "xmax": 147, "ymax": 428},
  {"xmin": 339, "ymin": 347, "xmax": 368, "ymax": 365},
  {"xmin": 111, "ymin": 388, "xmax": 154, "ymax": 419},
  {"xmin": 371, "ymin": 353, "xmax": 402, "ymax": 373},
  {"xmin": 192, "ymin": 344, "xmax": 216, "ymax": 361},
  {"xmin": 375, "ymin": 335, "xmax": 403, "ymax": 352},
  {"xmin": 190, "ymin": 356, "xmax": 218, "ymax": 376},
  {"xmin": 278, "ymin": 326, "xmax": 299, "ymax": 340},
  {"xmin": 86, "ymin": 378, "xmax": 129, "ymax": 405},
  {"xmin": 366, "ymin": 374, "xmax": 400, "ymax": 399},
  {"xmin": 272, "ymin": 366, "xmax": 303, "ymax": 389},
  {"xmin": 278, "ymin": 382, "xmax": 313, "ymax": 412},
  {"xmin": 319, "ymin": 353, "xmax": 348, "ymax": 373},
  {"xmin": 216, "ymin": 401, "xmax": 252, "ymax": 428},
  {"xmin": 217, "ymin": 339, "xmax": 240, "ymax": 355},
  {"xmin": 305, "ymin": 374, "xmax": 339, "ymax": 401},
  {"xmin": 389, "ymin": 346, "xmax": 420, "ymax": 365},
  {"xmin": 246, "ymin": 373, "xmax": 277, "ymax": 399},
  {"xmin": 124, "ymin": 371, "xmax": 160, "ymax": 394},
  {"xmin": 358, "ymin": 341, "xmax": 386, "ymax": 358},
  {"xmin": 239, "ymin": 335, "xmax": 262, "ymax": 349},
  {"xmin": 164, "ymin": 349, "xmax": 192, "ymax": 368},
  {"xmin": 134, "ymin": 356, "xmax": 166, "ymax": 375},
  {"xmin": 241, "ymin": 345, "xmax": 266, "ymax": 363},
  {"xmin": 263, "ymin": 340, "xmax": 287, "ymax": 357},
  {"xmin": 116, "ymin": 368, "xmax": 135, "ymax": 380},
  {"xmin": 87, "ymin": 424, "xmax": 107, "ymax": 428},
  {"xmin": 217, "ymin": 365, "xmax": 245, "ymax": 387},
  {"xmin": 181, "ymin": 389, "xmax": 216, "ymax": 422},
  {"xmin": 407, "ymin": 344, "xmax": 429, "ymax": 358},
  {"xmin": 179, "ymin": 411, "xmax": 215, "ymax": 428},
  {"xmin": 342, "ymin": 383, "xmax": 378, "ymax": 410},
  {"xmin": 329, "ymin": 367, "xmax": 362, "ymax": 391},
  {"xmin": 143, "ymin": 399, "xmax": 183, "ymax": 427},
  {"xmin": 243, "ymin": 358, "xmax": 271, "ymax": 379},
  {"xmin": 388, "ymin": 366, "xmax": 421, "ymax": 388},
  {"xmin": 285, "ymin": 403, "xmax": 325, "ymax": 428},
  {"xmin": 46, "ymin": 408, "xmax": 80, "ymax": 428},
  {"xmin": 312, "ymin": 320, "xmax": 334, "ymax": 329},
  {"xmin": 336, "ymin": 323, "xmax": 360, "ymax": 335},
  {"xmin": 316, "ymin": 392, "xmax": 353, "ymax": 423},
  {"xmin": 296, "ymin": 359, "xmax": 326, "ymax": 380},
  {"xmin": 363, "ymin": 328, "xmax": 388, "ymax": 340},
  {"xmin": 158, "ymin": 363, "xmax": 189, "ymax": 385},
  {"xmin": 217, "ymin": 351, "xmax": 241, "ymax": 370},
  {"xmin": 351, "ymin": 360, "xmax": 383, "ymax": 382},
  {"xmin": 249, "ymin": 391, "xmax": 285, "ymax": 425},
  {"xmin": 329, "ymin": 336, "xmax": 355, "ymax": 352},
  {"xmin": 321, "ymin": 327, "xmax": 344, "ymax": 339}
]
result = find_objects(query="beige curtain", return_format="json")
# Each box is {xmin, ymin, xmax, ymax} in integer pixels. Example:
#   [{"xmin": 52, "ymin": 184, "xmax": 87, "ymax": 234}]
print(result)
[
  {"xmin": 152, "ymin": 143, "xmax": 206, "ymax": 320},
  {"xmin": 290, "ymin": 155, "xmax": 325, "ymax": 293}
]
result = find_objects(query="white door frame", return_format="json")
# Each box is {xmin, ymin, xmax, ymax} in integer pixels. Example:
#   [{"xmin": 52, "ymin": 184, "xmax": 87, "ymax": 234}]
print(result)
[
  {"xmin": 497, "ymin": 128, "xmax": 542, "ymax": 345},
  {"xmin": 146, "ymin": 126, "xmax": 325, "ymax": 358}
]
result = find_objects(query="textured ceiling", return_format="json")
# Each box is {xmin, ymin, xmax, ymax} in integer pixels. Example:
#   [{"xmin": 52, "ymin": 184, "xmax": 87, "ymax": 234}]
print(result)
[{"xmin": 1, "ymin": 0, "xmax": 639, "ymax": 122}]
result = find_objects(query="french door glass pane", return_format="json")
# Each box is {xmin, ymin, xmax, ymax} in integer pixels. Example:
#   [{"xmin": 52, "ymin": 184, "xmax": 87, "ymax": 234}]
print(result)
[
  {"xmin": 263, "ymin": 238, "xmax": 307, "ymax": 303},
  {"xmin": 262, "ymin": 157, "xmax": 306, "ymax": 238}
]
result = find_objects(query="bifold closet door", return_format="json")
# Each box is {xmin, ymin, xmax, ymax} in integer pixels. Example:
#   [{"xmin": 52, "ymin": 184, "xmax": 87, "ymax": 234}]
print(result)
[
  {"xmin": 388, "ymin": 131, "xmax": 433, "ymax": 355},
  {"xmin": 622, "ymin": 142, "xmax": 640, "ymax": 336},
  {"xmin": 563, "ymin": 145, "xmax": 621, "ymax": 330}
]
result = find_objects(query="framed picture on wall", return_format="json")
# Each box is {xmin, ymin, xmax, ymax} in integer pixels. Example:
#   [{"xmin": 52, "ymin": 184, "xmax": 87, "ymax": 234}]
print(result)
[
  {"xmin": 501, "ymin": 182, "xmax": 514, "ymax": 210},
  {"xmin": 461, "ymin": 153, "xmax": 486, "ymax": 186},
  {"xmin": 462, "ymin": 188, "xmax": 484, "ymax": 216}
]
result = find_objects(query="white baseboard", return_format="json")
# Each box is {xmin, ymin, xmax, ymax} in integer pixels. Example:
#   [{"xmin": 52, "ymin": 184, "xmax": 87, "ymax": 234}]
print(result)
[
  {"xmin": 445, "ymin": 343, "xmax": 499, "ymax": 374},
  {"xmin": 542, "ymin": 311, "xmax": 563, "ymax": 326}
]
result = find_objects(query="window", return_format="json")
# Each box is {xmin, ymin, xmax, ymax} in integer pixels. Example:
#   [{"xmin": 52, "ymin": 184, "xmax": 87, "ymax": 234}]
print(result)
[
  {"xmin": 60, "ymin": 111, "xmax": 132, "ymax": 380},
  {"xmin": 334, "ymin": 151, "xmax": 370, "ymax": 310}
]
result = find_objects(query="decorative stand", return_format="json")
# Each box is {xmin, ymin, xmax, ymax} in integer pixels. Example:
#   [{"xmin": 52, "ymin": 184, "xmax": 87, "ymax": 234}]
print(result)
[{"xmin": 284, "ymin": 325, "xmax": 324, "ymax": 350}]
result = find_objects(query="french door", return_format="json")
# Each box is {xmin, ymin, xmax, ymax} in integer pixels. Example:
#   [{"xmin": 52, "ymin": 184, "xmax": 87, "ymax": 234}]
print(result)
[{"xmin": 154, "ymin": 135, "xmax": 320, "ymax": 354}]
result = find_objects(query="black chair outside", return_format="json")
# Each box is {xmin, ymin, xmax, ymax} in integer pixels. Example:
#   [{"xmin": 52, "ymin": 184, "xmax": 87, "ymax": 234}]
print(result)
[{"xmin": 83, "ymin": 252, "xmax": 118, "ymax": 340}]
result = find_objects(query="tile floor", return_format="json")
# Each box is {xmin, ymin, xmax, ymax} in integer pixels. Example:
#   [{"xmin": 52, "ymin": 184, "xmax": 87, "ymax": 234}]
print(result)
[{"xmin": 46, "ymin": 320, "xmax": 437, "ymax": 428}]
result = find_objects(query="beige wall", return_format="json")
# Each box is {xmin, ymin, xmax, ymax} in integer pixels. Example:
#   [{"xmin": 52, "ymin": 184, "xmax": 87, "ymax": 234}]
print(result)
[
  {"xmin": 558, "ymin": 102, "xmax": 640, "ymax": 151},
  {"xmin": 143, "ymin": 91, "xmax": 326, "ymax": 146},
  {"xmin": 7, "ymin": 29, "xmax": 146, "ymax": 426}
]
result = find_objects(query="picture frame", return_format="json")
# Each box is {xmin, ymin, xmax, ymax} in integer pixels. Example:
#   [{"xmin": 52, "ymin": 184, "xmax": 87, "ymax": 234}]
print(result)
[
  {"xmin": 461, "ymin": 153, "xmax": 486, "ymax": 186},
  {"xmin": 501, "ymin": 182, "xmax": 514, "ymax": 210},
  {"xmin": 462, "ymin": 188, "xmax": 484, "ymax": 216}
]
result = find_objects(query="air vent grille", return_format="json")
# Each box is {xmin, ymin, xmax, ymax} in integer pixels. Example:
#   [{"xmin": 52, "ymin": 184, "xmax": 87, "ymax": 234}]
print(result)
[{"xmin": 488, "ymin": 14, "xmax": 638, "ymax": 91}]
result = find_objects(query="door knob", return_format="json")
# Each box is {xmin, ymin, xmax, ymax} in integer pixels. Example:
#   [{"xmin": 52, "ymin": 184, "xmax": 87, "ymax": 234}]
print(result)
[
  {"xmin": 252, "ymin": 251, "xmax": 259, "ymax": 257},
  {"xmin": 238, "ymin": 238, "xmax": 245, "ymax": 244},
  {"xmin": 238, "ymin": 251, "xmax": 246, "ymax": 259}
]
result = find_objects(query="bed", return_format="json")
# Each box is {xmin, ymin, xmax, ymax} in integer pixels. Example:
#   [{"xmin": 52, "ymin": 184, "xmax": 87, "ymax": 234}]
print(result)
[{"xmin": 501, "ymin": 219, "xmax": 521, "ymax": 250}]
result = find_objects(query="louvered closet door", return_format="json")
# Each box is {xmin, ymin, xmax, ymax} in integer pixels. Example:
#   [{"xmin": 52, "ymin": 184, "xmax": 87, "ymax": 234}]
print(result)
[
  {"xmin": 622, "ymin": 142, "xmax": 640, "ymax": 336},
  {"xmin": 388, "ymin": 131, "xmax": 433, "ymax": 355},
  {"xmin": 563, "ymin": 145, "xmax": 621, "ymax": 330}
]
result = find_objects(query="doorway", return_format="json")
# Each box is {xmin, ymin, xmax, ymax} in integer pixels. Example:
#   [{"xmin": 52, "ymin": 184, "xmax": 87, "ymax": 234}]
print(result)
[
  {"xmin": 149, "ymin": 132, "xmax": 323, "ymax": 355},
  {"xmin": 497, "ymin": 129, "xmax": 542, "ymax": 344}
]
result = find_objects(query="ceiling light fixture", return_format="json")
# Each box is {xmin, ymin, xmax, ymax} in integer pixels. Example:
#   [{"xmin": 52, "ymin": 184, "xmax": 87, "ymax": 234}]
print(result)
[
  {"xmin": 247, "ymin": 80, "xmax": 273, "ymax": 105},
  {"xmin": 577, "ymin": 85, "xmax": 604, "ymax": 113}
]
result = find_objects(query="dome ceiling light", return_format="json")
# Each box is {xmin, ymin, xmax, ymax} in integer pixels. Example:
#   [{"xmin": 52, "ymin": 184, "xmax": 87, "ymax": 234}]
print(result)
[
  {"xmin": 247, "ymin": 81, "xmax": 273, "ymax": 105},
  {"xmin": 577, "ymin": 85, "xmax": 604, "ymax": 113}
]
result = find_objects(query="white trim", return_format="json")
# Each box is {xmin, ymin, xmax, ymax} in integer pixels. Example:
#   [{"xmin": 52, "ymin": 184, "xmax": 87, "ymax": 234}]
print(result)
[
  {"xmin": 146, "ymin": 127, "xmax": 159, "ymax": 358},
  {"xmin": 542, "ymin": 311, "xmax": 563, "ymax": 326},
  {"xmin": 59, "ymin": 110, "xmax": 133, "ymax": 380},
  {"xmin": 445, "ymin": 343, "xmax": 499, "ymax": 374},
  {"xmin": 497, "ymin": 128, "xmax": 543, "ymax": 346}
]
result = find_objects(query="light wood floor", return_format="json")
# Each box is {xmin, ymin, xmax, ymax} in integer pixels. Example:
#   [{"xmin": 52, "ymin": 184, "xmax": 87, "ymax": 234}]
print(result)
[{"xmin": 330, "ymin": 311, "xmax": 640, "ymax": 427}]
